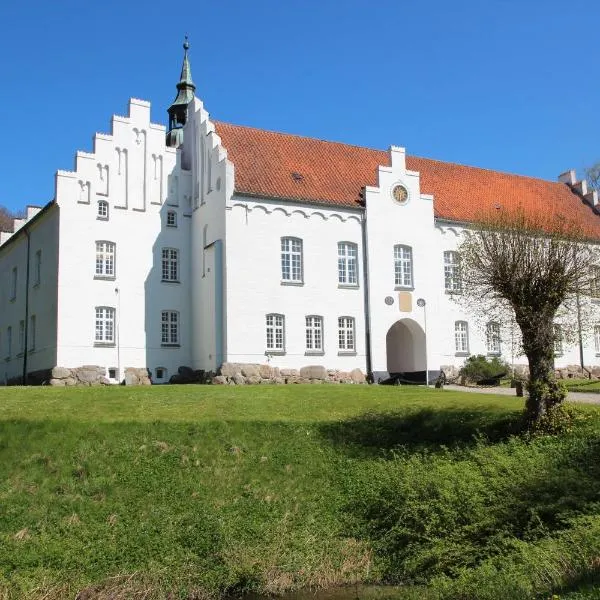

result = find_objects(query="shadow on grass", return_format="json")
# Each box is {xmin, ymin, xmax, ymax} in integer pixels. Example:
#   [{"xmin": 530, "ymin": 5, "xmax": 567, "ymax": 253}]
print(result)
[{"xmin": 319, "ymin": 407, "xmax": 525, "ymax": 457}]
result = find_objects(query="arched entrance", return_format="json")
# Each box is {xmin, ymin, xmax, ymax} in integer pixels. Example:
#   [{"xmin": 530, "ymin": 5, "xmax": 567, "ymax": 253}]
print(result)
[{"xmin": 386, "ymin": 318, "xmax": 426, "ymax": 375}]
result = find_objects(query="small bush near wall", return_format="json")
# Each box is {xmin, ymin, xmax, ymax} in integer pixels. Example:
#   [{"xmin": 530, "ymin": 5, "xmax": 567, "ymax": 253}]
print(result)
[{"xmin": 459, "ymin": 355, "xmax": 509, "ymax": 384}]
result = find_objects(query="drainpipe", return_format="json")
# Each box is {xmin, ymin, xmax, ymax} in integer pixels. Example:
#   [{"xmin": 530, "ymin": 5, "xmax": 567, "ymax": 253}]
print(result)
[
  {"xmin": 22, "ymin": 229, "xmax": 31, "ymax": 385},
  {"xmin": 360, "ymin": 205, "xmax": 373, "ymax": 379}
]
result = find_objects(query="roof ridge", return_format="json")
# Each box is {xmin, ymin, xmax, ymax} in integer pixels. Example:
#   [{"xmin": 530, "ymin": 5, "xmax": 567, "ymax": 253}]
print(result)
[{"xmin": 213, "ymin": 120, "xmax": 388, "ymax": 155}]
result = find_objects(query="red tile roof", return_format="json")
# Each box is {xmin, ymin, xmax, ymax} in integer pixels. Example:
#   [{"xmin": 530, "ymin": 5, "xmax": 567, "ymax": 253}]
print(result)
[{"xmin": 214, "ymin": 121, "xmax": 600, "ymax": 238}]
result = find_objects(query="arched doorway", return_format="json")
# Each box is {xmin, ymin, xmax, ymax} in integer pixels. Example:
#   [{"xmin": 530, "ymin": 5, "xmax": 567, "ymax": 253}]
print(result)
[{"xmin": 386, "ymin": 318, "xmax": 426, "ymax": 374}]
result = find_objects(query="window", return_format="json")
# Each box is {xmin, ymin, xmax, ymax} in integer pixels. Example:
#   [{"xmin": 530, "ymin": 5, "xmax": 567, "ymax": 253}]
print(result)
[
  {"xmin": 10, "ymin": 267, "xmax": 17, "ymax": 300},
  {"xmin": 595, "ymin": 325, "xmax": 600, "ymax": 354},
  {"xmin": 338, "ymin": 316, "xmax": 355, "ymax": 352},
  {"xmin": 30, "ymin": 315, "xmax": 36, "ymax": 351},
  {"xmin": 554, "ymin": 324, "xmax": 563, "ymax": 354},
  {"xmin": 97, "ymin": 200, "xmax": 109, "ymax": 220},
  {"xmin": 281, "ymin": 237, "xmax": 303, "ymax": 283},
  {"xmin": 95, "ymin": 241, "xmax": 115, "ymax": 278},
  {"xmin": 305, "ymin": 316, "xmax": 323, "ymax": 353},
  {"xmin": 95, "ymin": 307, "xmax": 115, "ymax": 344},
  {"xmin": 34, "ymin": 250, "xmax": 42, "ymax": 287},
  {"xmin": 486, "ymin": 322, "xmax": 501, "ymax": 354},
  {"xmin": 455, "ymin": 321, "xmax": 469, "ymax": 354},
  {"xmin": 161, "ymin": 310, "xmax": 179, "ymax": 345},
  {"xmin": 155, "ymin": 367, "xmax": 168, "ymax": 381},
  {"xmin": 394, "ymin": 245, "xmax": 413, "ymax": 288},
  {"xmin": 444, "ymin": 251, "xmax": 462, "ymax": 293},
  {"xmin": 166, "ymin": 211, "xmax": 177, "ymax": 227},
  {"xmin": 18, "ymin": 320, "xmax": 24, "ymax": 355},
  {"xmin": 108, "ymin": 367, "xmax": 118, "ymax": 380},
  {"xmin": 161, "ymin": 248, "xmax": 179, "ymax": 282},
  {"xmin": 338, "ymin": 242, "xmax": 358, "ymax": 286},
  {"xmin": 6, "ymin": 327, "xmax": 12, "ymax": 358},
  {"xmin": 266, "ymin": 314, "xmax": 285, "ymax": 352}
]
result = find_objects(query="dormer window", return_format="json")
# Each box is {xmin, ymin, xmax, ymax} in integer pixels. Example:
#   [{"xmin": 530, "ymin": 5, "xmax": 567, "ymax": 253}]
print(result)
[
  {"xmin": 97, "ymin": 200, "xmax": 109, "ymax": 220},
  {"xmin": 166, "ymin": 210, "xmax": 177, "ymax": 228}
]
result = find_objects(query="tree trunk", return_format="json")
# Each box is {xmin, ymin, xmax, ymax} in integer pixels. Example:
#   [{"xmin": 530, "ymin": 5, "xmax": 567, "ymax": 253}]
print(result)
[{"xmin": 519, "ymin": 315, "xmax": 559, "ymax": 425}]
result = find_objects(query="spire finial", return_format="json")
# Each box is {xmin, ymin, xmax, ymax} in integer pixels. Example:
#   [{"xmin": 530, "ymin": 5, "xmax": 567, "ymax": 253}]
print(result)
[{"xmin": 183, "ymin": 35, "xmax": 189, "ymax": 52}]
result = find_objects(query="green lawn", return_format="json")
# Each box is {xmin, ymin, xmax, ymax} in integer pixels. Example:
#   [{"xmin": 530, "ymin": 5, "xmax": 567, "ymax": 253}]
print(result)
[
  {"xmin": 1, "ymin": 385, "xmax": 600, "ymax": 599},
  {"xmin": 564, "ymin": 378, "xmax": 600, "ymax": 393}
]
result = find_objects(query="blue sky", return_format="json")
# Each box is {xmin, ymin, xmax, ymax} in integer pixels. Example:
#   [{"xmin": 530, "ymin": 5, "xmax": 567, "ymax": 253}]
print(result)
[{"xmin": 2, "ymin": 0, "xmax": 599, "ymax": 212}]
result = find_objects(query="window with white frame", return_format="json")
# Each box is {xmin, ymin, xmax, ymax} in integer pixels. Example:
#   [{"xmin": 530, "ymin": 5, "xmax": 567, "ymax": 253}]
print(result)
[
  {"xmin": 30, "ymin": 315, "xmax": 36, "ymax": 351},
  {"xmin": 6, "ymin": 326, "xmax": 12, "ymax": 358},
  {"xmin": 455, "ymin": 321, "xmax": 469, "ymax": 354},
  {"xmin": 34, "ymin": 250, "xmax": 41, "ymax": 286},
  {"xmin": 305, "ymin": 316, "xmax": 323, "ymax": 352},
  {"xmin": 97, "ymin": 200, "xmax": 109, "ymax": 220},
  {"xmin": 338, "ymin": 316, "xmax": 355, "ymax": 352},
  {"xmin": 155, "ymin": 367, "xmax": 168, "ymax": 381},
  {"xmin": 486, "ymin": 321, "xmax": 501, "ymax": 354},
  {"xmin": 10, "ymin": 267, "xmax": 17, "ymax": 300},
  {"xmin": 95, "ymin": 241, "xmax": 115, "ymax": 278},
  {"xmin": 161, "ymin": 310, "xmax": 179, "ymax": 345},
  {"xmin": 444, "ymin": 251, "xmax": 462, "ymax": 293},
  {"xmin": 394, "ymin": 245, "xmax": 413, "ymax": 288},
  {"xmin": 554, "ymin": 324, "xmax": 563, "ymax": 354},
  {"xmin": 166, "ymin": 210, "xmax": 177, "ymax": 227},
  {"xmin": 281, "ymin": 237, "xmax": 303, "ymax": 283},
  {"xmin": 338, "ymin": 242, "xmax": 358, "ymax": 286},
  {"xmin": 161, "ymin": 248, "xmax": 179, "ymax": 282},
  {"xmin": 18, "ymin": 320, "xmax": 24, "ymax": 355},
  {"xmin": 266, "ymin": 314, "xmax": 285, "ymax": 352},
  {"xmin": 595, "ymin": 325, "xmax": 600, "ymax": 354},
  {"xmin": 95, "ymin": 307, "xmax": 115, "ymax": 344}
]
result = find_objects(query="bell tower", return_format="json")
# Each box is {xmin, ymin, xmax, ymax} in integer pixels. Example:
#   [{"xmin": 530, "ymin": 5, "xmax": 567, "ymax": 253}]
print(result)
[{"xmin": 166, "ymin": 37, "xmax": 196, "ymax": 148}]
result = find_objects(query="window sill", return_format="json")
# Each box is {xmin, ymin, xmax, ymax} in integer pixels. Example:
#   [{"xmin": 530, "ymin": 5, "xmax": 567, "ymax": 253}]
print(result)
[
  {"xmin": 445, "ymin": 290, "xmax": 463, "ymax": 295},
  {"xmin": 161, "ymin": 343, "xmax": 181, "ymax": 348},
  {"xmin": 305, "ymin": 350, "xmax": 325, "ymax": 356},
  {"xmin": 161, "ymin": 279, "xmax": 181, "ymax": 284},
  {"xmin": 338, "ymin": 284, "xmax": 359, "ymax": 290},
  {"xmin": 455, "ymin": 352, "xmax": 470, "ymax": 357},
  {"xmin": 97, "ymin": 216, "xmax": 109, "ymax": 221},
  {"xmin": 394, "ymin": 286, "xmax": 414, "ymax": 292},
  {"xmin": 166, "ymin": 224, "xmax": 177, "ymax": 229},
  {"xmin": 338, "ymin": 351, "xmax": 357, "ymax": 356},
  {"xmin": 486, "ymin": 352, "xmax": 501, "ymax": 357},
  {"xmin": 554, "ymin": 352, "xmax": 563, "ymax": 357},
  {"xmin": 265, "ymin": 350, "xmax": 286, "ymax": 356},
  {"xmin": 94, "ymin": 342, "xmax": 116, "ymax": 348},
  {"xmin": 94, "ymin": 275, "xmax": 116, "ymax": 281},
  {"xmin": 281, "ymin": 280, "xmax": 304, "ymax": 287}
]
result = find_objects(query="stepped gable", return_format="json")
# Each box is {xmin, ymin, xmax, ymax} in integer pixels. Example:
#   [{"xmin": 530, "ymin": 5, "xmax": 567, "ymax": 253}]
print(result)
[{"xmin": 214, "ymin": 121, "xmax": 600, "ymax": 238}]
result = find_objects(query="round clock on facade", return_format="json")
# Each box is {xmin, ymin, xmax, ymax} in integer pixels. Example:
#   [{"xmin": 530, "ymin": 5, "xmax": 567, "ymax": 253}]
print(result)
[{"xmin": 392, "ymin": 184, "xmax": 409, "ymax": 204}]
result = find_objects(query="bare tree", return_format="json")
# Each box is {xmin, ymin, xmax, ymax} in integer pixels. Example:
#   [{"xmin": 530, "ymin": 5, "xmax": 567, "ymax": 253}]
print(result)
[
  {"xmin": 0, "ymin": 205, "xmax": 14, "ymax": 232},
  {"xmin": 458, "ymin": 210, "xmax": 598, "ymax": 426},
  {"xmin": 586, "ymin": 162, "xmax": 600, "ymax": 191}
]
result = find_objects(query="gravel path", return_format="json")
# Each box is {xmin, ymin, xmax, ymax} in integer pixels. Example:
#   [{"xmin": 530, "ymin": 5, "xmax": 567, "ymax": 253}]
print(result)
[{"xmin": 443, "ymin": 384, "xmax": 600, "ymax": 405}]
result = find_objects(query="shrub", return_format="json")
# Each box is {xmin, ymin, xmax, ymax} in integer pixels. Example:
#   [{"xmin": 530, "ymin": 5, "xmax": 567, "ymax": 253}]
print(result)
[{"xmin": 459, "ymin": 355, "xmax": 510, "ymax": 383}]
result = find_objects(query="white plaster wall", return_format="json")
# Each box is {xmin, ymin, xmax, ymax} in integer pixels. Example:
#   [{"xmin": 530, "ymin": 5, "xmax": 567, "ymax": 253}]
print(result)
[
  {"xmin": 0, "ymin": 207, "xmax": 59, "ymax": 382},
  {"xmin": 54, "ymin": 98, "xmax": 191, "ymax": 381},
  {"xmin": 225, "ymin": 197, "xmax": 367, "ymax": 370},
  {"xmin": 184, "ymin": 98, "xmax": 230, "ymax": 372}
]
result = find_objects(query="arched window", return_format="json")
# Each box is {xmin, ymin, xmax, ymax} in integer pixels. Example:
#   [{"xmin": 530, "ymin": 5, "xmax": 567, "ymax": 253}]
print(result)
[
  {"xmin": 454, "ymin": 321, "xmax": 469, "ymax": 354},
  {"xmin": 338, "ymin": 242, "xmax": 358, "ymax": 286},
  {"xmin": 161, "ymin": 311, "xmax": 179, "ymax": 346},
  {"xmin": 281, "ymin": 237, "xmax": 303, "ymax": 283},
  {"xmin": 266, "ymin": 314, "xmax": 285, "ymax": 352},
  {"xmin": 486, "ymin": 322, "xmax": 501, "ymax": 355},
  {"xmin": 95, "ymin": 241, "xmax": 116, "ymax": 278},
  {"xmin": 444, "ymin": 251, "xmax": 462, "ymax": 293},
  {"xmin": 97, "ymin": 200, "xmax": 109, "ymax": 220},
  {"xmin": 394, "ymin": 245, "xmax": 413, "ymax": 288},
  {"xmin": 161, "ymin": 248, "xmax": 179, "ymax": 282}
]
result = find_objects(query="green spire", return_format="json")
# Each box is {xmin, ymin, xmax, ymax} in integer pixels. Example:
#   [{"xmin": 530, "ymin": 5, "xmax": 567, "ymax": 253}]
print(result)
[{"xmin": 166, "ymin": 37, "xmax": 196, "ymax": 147}]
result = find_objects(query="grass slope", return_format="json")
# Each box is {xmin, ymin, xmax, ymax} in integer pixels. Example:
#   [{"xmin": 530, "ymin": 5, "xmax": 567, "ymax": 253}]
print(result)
[{"xmin": 1, "ymin": 385, "xmax": 599, "ymax": 599}]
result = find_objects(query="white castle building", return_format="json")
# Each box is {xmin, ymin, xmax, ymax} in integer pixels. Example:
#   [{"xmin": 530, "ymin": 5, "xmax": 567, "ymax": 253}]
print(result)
[{"xmin": 2, "ymin": 41, "xmax": 600, "ymax": 385}]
